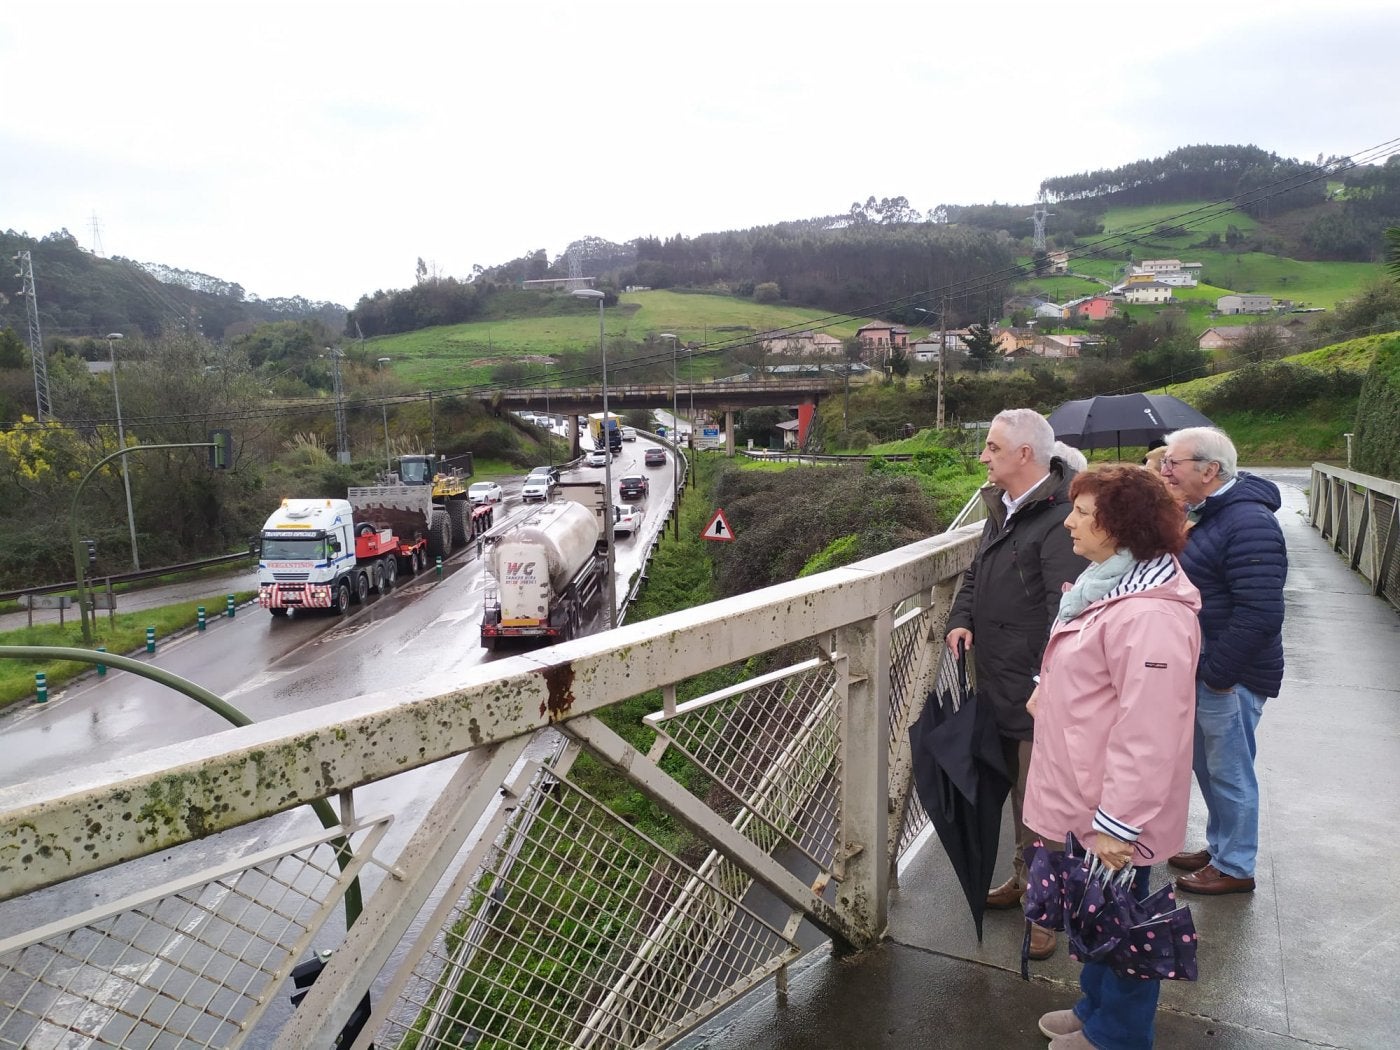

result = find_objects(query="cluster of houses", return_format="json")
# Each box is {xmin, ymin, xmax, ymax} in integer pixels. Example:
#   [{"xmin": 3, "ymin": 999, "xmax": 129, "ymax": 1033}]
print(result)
[{"xmin": 753, "ymin": 256, "xmax": 1313, "ymax": 368}]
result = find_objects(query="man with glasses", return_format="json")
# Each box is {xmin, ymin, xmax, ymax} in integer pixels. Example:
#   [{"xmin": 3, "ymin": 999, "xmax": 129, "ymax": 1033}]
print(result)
[
  {"xmin": 1159, "ymin": 426, "xmax": 1287, "ymax": 895},
  {"xmin": 946, "ymin": 409, "xmax": 1087, "ymax": 958}
]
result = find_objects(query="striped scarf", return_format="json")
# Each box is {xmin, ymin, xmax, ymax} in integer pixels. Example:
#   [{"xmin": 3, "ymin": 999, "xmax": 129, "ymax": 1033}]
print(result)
[{"xmin": 1057, "ymin": 551, "xmax": 1176, "ymax": 621}]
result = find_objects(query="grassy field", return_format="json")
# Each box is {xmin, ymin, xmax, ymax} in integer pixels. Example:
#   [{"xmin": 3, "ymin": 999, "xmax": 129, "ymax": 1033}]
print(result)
[
  {"xmin": 1099, "ymin": 201, "xmax": 1260, "ymax": 246},
  {"xmin": 369, "ymin": 291, "xmax": 881, "ymax": 389}
]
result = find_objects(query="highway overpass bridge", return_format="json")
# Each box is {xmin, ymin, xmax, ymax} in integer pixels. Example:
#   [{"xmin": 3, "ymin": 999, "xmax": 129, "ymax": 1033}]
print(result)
[{"xmin": 481, "ymin": 378, "xmax": 835, "ymax": 454}]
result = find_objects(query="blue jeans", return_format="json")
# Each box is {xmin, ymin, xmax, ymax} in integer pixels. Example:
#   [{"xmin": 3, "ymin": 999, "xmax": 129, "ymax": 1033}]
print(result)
[
  {"xmin": 1075, "ymin": 866, "xmax": 1158, "ymax": 1050},
  {"xmin": 1192, "ymin": 681, "xmax": 1266, "ymax": 879}
]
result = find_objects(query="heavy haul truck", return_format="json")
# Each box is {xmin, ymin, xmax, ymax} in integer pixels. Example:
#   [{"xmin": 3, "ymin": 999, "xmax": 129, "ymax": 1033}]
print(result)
[{"xmin": 257, "ymin": 482, "xmax": 493, "ymax": 616}]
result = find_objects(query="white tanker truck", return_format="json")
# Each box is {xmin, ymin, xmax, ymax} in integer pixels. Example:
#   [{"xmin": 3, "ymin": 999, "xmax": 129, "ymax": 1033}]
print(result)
[{"xmin": 480, "ymin": 500, "xmax": 603, "ymax": 649}]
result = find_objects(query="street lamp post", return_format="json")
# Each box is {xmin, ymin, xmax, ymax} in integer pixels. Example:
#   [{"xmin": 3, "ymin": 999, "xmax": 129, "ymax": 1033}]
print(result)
[
  {"xmin": 571, "ymin": 289, "xmax": 616, "ymax": 629},
  {"xmin": 106, "ymin": 333, "xmax": 140, "ymax": 570},
  {"xmin": 659, "ymin": 333, "xmax": 682, "ymax": 540}
]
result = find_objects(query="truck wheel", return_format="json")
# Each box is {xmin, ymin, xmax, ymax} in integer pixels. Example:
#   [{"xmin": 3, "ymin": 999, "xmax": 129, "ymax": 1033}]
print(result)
[
  {"xmin": 269, "ymin": 607, "xmax": 286, "ymax": 619},
  {"xmin": 447, "ymin": 499, "xmax": 471, "ymax": 548},
  {"xmin": 482, "ymin": 636, "xmax": 498, "ymax": 651},
  {"xmin": 428, "ymin": 508, "xmax": 452, "ymax": 560},
  {"xmin": 382, "ymin": 555, "xmax": 397, "ymax": 590},
  {"xmin": 332, "ymin": 580, "xmax": 351, "ymax": 615},
  {"xmin": 350, "ymin": 571, "xmax": 370, "ymax": 604}
]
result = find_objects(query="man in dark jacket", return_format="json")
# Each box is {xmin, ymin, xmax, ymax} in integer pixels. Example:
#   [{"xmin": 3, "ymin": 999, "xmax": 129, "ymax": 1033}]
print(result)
[
  {"xmin": 946, "ymin": 408, "xmax": 1087, "ymax": 958},
  {"xmin": 1161, "ymin": 426, "xmax": 1287, "ymax": 896}
]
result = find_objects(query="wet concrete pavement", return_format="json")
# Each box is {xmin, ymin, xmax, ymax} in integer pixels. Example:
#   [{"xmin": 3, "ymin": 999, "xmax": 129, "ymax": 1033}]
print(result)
[{"xmin": 684, "ymin": 469, "xmax": 1400, "ymax": 1049}]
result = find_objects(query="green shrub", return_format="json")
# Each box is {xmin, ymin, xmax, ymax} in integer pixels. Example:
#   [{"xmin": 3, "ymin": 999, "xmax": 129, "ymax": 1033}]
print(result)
[
  {"xmin": 1198, "ymin": 361, "xmax": 1364, "ymax": 417},
  {"xmin": 752, "ymin": 281, "xmax": 781, "ymax": 304},
  {"xmin": 1352, "ymin": 336, "xmax": 1400, "ymax": 480}
]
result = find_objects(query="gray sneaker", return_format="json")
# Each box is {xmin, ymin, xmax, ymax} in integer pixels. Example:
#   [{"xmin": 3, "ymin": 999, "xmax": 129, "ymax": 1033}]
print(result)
[{"xmin": 1038, "ymin": 1009, "xmax": 1083, "ymax": 1039}]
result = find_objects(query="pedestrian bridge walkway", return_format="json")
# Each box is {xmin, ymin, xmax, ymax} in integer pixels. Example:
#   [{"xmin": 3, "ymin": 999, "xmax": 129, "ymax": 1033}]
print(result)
[{"xmin": 685, "ymin": 468, "xmax": 1400, "ymax": 1050}]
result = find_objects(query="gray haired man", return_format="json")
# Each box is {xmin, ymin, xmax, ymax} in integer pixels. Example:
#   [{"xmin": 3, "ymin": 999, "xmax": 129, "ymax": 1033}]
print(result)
[{"xmin": 946, "ymin": 408, "xmax": 1087, "ymax": 958}]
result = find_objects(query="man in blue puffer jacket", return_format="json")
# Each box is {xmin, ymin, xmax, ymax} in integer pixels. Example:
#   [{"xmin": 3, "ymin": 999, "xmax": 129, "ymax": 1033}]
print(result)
[{"xmin": 1159, "ymin": 426, "xmax": 1287, "ymax": 895}]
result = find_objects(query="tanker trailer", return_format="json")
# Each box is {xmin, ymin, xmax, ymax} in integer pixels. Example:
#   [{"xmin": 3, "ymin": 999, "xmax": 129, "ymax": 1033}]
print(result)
[{"xmin": 481, "ymin": 500, "xmax": 602, "ymax": 649}]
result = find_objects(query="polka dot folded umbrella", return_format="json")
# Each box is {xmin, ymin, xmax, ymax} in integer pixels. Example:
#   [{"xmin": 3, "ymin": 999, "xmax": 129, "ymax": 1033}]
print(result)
[{"xmin": 1104, "ymin": 881, "xmax": 1199, "ymax": 982}]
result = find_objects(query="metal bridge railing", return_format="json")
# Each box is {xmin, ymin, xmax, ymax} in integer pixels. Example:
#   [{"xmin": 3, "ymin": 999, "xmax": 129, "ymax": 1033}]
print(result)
[
  {"xmin": 1308, "ymin": 462, "xmax": 1400, "ymax": 612},
  {"xmin": 0, "ymin": 524, "xmax": 980, "ymax": 1050}
]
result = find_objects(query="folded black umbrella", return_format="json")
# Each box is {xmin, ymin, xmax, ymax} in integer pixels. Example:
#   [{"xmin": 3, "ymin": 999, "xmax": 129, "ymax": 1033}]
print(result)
[
  {"xmin": 1047, "ymin": 393, "xmax": 1214, "ymax": 454},
  {"xmin": 909, "ymin": 646, "xmax": 1011, "ymax": 940}
]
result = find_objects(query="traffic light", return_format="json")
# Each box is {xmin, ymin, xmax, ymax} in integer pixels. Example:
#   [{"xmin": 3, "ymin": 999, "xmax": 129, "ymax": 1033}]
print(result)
[
  {"xmin": 84, "ymin": 539, "xmax": 97, "ymax": 567},
  {"xmin": 207, "ymin": 429, "xmax": 232, "ymax": 469}
]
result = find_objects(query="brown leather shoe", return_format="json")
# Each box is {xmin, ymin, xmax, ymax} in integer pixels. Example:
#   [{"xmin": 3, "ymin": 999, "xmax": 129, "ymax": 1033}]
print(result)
[
  {"xmin": 1176, "ymin": 863, "xmax": 1255, "ymax": 895},
  {"xmin": 1168, "ymin": 848, "xmax": 1211, "ymax": 872},
  {"xmin": 1029, "ymin": 924, "xmax": 1058, "ymax": 960},
  {"xmin": 985, "ymin": 875, "xmax": 1024, "ymax": 909}
]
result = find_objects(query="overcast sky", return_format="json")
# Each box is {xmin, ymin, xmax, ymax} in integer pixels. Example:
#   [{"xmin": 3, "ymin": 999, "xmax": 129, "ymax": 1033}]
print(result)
[{"xmin": 2, "ymin": 0, "xmax": 1396, "ymax": 307}]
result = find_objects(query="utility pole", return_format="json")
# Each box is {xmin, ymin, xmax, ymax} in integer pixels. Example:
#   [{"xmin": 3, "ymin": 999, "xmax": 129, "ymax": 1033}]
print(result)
[
  {"xmin": 937, "ymin": 295, "xmax": 947, "ymax": 430},
  {"xmin": 15, "ymin": 251, "xmax": 50, "ymax": 420},
  {"xmin": 328, "ymin": 348, "xmax": 350, "ymax": 464}
]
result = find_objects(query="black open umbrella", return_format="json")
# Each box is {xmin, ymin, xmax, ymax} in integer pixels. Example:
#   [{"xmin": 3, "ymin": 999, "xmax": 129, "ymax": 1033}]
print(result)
[
  {"xmin": 1047, "ymin": 393, "xmax": 1213, "ymax": 456},
  {"xmin": 908, "ymin": 647, "xmax": 1011, "ymax": 940}
]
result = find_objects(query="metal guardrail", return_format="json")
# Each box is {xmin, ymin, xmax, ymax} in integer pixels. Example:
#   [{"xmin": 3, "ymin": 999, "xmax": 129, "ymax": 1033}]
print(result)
[
  {"xmin": 1308, "ymin": 462, "xmax": 1400, "ymax": 612},
  {"xmin": 0, "ymin": 548, "xmax": 256, "ymax": 606},
  {"xmin": 0, "ymin": 518, "xmax": 981, "ymax": 1049}
]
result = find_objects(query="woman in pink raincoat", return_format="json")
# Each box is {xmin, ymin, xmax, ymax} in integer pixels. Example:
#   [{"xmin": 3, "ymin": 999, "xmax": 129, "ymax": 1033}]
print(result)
[{"xmin": 1024, "ymin": 465, "xmax": 1201, "ymax": 1050}]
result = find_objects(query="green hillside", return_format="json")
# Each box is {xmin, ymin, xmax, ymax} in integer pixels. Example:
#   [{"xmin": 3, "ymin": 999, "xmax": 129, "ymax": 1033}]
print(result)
[
  {"xmin": 367, "ymin": 290, "xmax": 879, "ymax": 388},
  {"xmin": 1019, "ymin": 201, "xmax": 1381, "ymax": 315},
  {"xmin": 1100, "ymin": 201, "xmax": 1260, "ymax": 246},
  {"xmin": 1161, "ymin": 330, "xmax": 1388, "ymax": 402}
]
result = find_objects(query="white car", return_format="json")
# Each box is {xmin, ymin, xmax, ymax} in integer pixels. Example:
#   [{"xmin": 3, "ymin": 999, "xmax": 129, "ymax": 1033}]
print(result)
[
  {"xmin": 586, "ymin": 448, "xmax": 611, "ymax": 468},
  {"xmin": 468, "ymin": 481, "xmax": 504, "ymax": 505},
  {"xmin": 622, "ymin": 426, "xmax": 638, "ymax": 442},
  {"xmin": 521, "ymin": 472, "xmax": 555, "ymax": 502},
  {"xmin": 612, "ymin": 504, "xmax": 640, "ymax": 537}
]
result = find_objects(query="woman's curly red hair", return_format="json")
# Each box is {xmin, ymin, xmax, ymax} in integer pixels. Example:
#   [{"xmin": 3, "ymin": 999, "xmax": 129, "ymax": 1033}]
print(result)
[{"xmin": 1069, "ymin": 464, "xmax": 1186, "ymax": 559}]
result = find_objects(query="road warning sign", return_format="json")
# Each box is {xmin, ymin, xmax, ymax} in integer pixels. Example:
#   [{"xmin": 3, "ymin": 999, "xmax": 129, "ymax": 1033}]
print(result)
[{"xmin": 701, "ymin": 509, "xmax": 735, "ymax": 542}]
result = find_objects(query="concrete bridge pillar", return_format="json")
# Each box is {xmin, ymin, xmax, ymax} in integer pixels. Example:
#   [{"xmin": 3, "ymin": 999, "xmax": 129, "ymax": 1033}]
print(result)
[
  {"xmin": 725, "ymin": 409, "xmax": 735, "ymax": 458},
  {"xmin": 568, "ymin": 415, "xmax": 580, "ymax": 459}
]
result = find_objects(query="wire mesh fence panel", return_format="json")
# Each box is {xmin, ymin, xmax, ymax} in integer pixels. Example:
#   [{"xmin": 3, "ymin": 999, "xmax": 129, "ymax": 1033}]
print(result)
[
  {"xmin": 371, "ymin": 764, "xmax": 797, "ymax": 1050},
  {"xmin": 886, "ymin": 605, "xmax": 930, "ymax": 760},
  {"xmin": 0, "ymin": 821, "xmax": 385, "ymax": 1050},
  {"xmin": 644, "ymin": 658, "xmax": 841, "ymax": 871}
]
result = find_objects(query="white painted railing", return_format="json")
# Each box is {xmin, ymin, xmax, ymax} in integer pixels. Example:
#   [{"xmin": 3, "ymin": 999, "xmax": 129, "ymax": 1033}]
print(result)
[
  {"xmin": 0, "ymin": 525, "xmax": 980, "ymax": 1049},
  {"xmin": 1309, "ymin": 462, "xmax": 1400, "ymax": 612}
]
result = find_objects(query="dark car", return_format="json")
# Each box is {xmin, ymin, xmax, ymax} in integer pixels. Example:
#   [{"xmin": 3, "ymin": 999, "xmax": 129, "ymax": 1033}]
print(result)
[
  {"xmin": 644, "ymin": 448, "xmax": 666, "ymax": 467},
  {"xmin": 618, "ymin": 474, "xmax": 649, "ymax": 500}
]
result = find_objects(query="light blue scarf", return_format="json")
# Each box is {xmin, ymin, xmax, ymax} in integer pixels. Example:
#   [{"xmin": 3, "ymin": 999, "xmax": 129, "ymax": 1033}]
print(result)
[{"xmin": 1057, "ymin": 548, "xmax": 1136, "ymax": 621}]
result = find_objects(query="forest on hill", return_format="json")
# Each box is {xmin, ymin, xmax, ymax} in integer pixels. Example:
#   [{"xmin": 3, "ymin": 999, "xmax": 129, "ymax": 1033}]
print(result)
[{"xmin": 0, "ymin": 227, "xmax": 346, "ymax": 347}]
